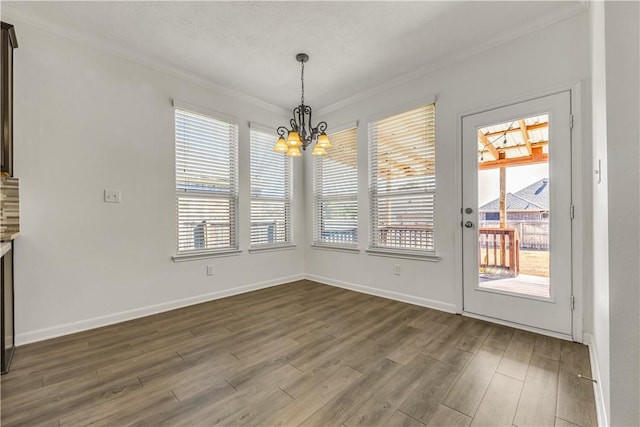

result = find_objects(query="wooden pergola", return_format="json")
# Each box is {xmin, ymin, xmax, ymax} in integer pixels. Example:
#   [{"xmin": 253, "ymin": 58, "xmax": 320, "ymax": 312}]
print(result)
[
  {"xmin": 478, "ymin": 115, "xmax": 549, "ymax": 227},
  {"xmin": 478, "ymin": 119, "xmax": 549, "ymax": 170}
]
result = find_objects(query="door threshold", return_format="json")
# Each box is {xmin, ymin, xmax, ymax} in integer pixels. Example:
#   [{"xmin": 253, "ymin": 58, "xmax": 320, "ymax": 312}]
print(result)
[{"xmin": 462, "ymin": 311, "xmax": 575, "ymax": 342}]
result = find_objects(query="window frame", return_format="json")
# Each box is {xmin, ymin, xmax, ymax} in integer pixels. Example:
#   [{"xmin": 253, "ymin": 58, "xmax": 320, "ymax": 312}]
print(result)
[
  {"xmin": 249, "ymin": 123, "xmax": 294, "ymax": 251},
  {"xmin": 312, "ymin": 124, "xmax": 359, "ymax": 252},
  {"xmin": 172, "ymin": 100, "xmax": 241, "ymax": 262},
  {"xmin": 366, "ymin": 100, "xmax": 439, "ymax": 261}
]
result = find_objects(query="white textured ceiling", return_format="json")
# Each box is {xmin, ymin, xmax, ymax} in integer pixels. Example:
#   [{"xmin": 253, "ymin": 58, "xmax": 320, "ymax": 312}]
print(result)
[{"xmin": 2, "ymin": 1, "xmax": 586, "ymax": 111}]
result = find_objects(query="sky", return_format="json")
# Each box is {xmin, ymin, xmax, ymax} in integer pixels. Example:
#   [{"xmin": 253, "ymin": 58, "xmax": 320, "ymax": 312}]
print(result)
[{"xmin": 477, "ymin": 163, "xmax": 549, "ymax": 206}]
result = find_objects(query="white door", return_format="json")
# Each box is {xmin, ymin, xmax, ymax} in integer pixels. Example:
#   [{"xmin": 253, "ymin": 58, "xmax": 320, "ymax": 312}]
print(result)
[{"xmin": 462, "ymin": 92, "xmax": 573, "ymax": 337}]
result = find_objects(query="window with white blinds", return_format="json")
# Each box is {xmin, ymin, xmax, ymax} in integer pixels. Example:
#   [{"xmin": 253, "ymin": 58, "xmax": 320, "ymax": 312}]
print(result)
[
  {"xmin": 369, "ymin": 104, "xmax": 436, "ymax": 253},
  {"xmin": 313, "ymin": 127, "xmax": 358, "ymax": 247},
  {"xmin": 250, "ymin": 128, "xmax": 292, "ymax": 248},
  {"xmin": 175, "ymin": 108, "xmax": 238, "ymax": 254}
]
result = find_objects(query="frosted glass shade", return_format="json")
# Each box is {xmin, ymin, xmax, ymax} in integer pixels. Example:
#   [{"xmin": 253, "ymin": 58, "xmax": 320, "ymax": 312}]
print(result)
[
  {"xmin": 312, "ymin": 145, "xmax": 327, "ymax": 156},
  {"xmin": 317, "ymin": 132, "xmax": 332, "ymax": 149},
  {"xmin": 286, "ymin": 146, "xmax": 302, "ymax": 157},
  {"xmin": 287, "ymin": 131, "xmax": 302, "ymax": 147},
  {"xmin": 273, "ymin": 137, "xmax": 288, "ymax": 153}
]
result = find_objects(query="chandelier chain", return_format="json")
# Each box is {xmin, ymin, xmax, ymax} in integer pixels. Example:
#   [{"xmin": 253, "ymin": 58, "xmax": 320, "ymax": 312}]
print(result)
[{"xmin": 300, "ymin": 61, "xmax": 305, "ymax": 106}]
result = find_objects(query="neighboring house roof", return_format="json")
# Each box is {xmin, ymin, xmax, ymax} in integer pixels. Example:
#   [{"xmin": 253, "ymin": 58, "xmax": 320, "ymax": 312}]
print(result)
[{"xmin": 479, "ymin": 178, "xmax": 549, "ymax": 211}]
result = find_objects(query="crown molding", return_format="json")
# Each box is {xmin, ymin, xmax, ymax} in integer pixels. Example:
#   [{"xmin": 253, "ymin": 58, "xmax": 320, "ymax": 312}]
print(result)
[
  {"xmin": 318, "ymin": 2, "xmax": 588, "ymax": 115},
  {"xmin": 1, "ymin": 5, "xmax": 289, "ymax": 116},
  {"xmin": 2, "ymin": 2, "xmax": 587, "ymax": 117}
]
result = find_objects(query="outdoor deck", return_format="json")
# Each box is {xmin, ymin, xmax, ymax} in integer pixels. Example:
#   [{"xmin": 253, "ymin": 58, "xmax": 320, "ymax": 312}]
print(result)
[{"xmin": 480, "ymin": 273, "xmax": 550, "ymax": 298}]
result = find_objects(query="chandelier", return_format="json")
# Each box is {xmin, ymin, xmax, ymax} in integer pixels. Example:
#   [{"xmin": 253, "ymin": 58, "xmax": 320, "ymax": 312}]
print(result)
[{"xmin": 273, "ymin": 53, "xmax": 331, "ymax": 157}]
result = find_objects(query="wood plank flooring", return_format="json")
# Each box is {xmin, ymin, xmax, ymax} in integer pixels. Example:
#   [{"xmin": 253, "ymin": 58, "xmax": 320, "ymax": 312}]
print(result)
[{"xmin": 0, "ymin": 280, "xmax": 597, "ymax": 426}]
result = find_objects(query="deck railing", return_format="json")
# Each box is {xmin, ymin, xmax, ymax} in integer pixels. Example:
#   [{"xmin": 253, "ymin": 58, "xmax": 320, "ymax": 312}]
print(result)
[
  {"xmin": 479, "ymin": 220, "xmax": 548, "ymax": 250},
  {"xmin": 379, "ymin": 225, "xmax": 434, "ymax": 250},
  {"xmin": 320, "ymin": 229, "xmax": 357, "ymax": 244},
  {"xmin": 479, "ymin": 227, "xmax": 520, "ymax": 276}
]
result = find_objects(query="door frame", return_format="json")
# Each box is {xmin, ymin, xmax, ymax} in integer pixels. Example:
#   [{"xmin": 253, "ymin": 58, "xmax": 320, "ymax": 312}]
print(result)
[{"xmin": 454, "ymin": 82, "xmax": 585, "ymax": 342}]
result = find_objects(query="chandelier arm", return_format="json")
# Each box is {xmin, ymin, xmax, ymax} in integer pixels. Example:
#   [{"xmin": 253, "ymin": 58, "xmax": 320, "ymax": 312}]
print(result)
[
  {"xmin": 317, "ymin": 121, "xmax": 328, "ymax": 134},
  {"xmin": 290, "ymin": 105, "xmax": 300, "ymax": 133},
  {"xmin": 303, "ymin": 105, "xmax": 314, "ymax": 149},
  {"xmin": 297, "ymin": 106, "xmax": 306, "ymax": 144},
  {"xmin": 277, "ymin": 126, "xmax": 289, "ymax": 138},
  {"xmin": 307, "ymin": 106, "xmax": 314, "ymax": 139}
]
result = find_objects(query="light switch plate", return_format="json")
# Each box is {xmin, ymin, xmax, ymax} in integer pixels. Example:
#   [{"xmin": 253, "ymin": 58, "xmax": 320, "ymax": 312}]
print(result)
[
  {"xmin": 104, "ymin": 190, "xmax": 121, "ymax": 203},
  {"xmin": 394, "ymin": 264, "xmax": 401, "ymax": 276}
]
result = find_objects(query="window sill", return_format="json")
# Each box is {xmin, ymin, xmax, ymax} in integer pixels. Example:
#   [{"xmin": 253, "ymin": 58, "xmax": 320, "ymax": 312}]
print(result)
[
  {"xmin": 248, "ymin": 244, "xmax": 296, "ymax": 254},
  {"xmin": 365, "ymin": 248, "xmax": 440, "ymax": 262},
  {"xmin": 172, "ymin": 249, "xmax": 242, "ymax": 262},
  {"xmin": 311, "ymin": 244, "xmax": 360, "ymax": 254}
]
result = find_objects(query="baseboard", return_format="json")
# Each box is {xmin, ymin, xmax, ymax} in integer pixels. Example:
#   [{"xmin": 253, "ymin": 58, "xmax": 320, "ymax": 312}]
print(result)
[
  {"xmin": 15, "ymin": 274, "xmax": 305, "ymax": 346},
  {"xmin": 584, "ymin": 333, "xmax": 608, "ymax": 427},
  {"xmin": 305, "ymin": 274, "xmax": 457, "ymax": 314},
  {"xmin": 463, "ymin": 311, "xmax": 573, "ymax": 341}
]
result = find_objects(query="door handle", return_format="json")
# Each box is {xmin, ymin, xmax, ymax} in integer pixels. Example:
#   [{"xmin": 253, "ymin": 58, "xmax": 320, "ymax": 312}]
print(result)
[{"xmin": 464, "ymin": 221, "xmax": 473, "ymax": 228}]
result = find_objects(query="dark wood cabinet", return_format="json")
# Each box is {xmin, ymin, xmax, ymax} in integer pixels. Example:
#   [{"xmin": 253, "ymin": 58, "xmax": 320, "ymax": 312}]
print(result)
[
  {"xmin": 1, "ymin": 22, "xmax": 17, "ymax": 176},
  {"xmin": 1, "ymin": 21, "xmax": 17, "ymax": 374},
  {"xmin": 1, "ymin": 243, "xmax": 14, "ymax": 373}
]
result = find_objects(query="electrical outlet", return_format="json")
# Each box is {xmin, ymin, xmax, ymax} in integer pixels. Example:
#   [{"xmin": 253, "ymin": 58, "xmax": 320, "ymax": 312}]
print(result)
[
  {"xmin": 104, "ymin": 190, "xmax": 121, "ymax": 203},
  {"xmin": 207, "ymin": 265, "xmax": 214, "ymax": 276},
  {"xmin": 394, "ymin": 264, "xmax": 401, "ymax": 276}
]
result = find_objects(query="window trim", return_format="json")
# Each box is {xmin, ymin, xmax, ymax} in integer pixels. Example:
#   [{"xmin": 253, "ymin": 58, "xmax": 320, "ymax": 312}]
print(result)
[
  {"xmin": 248, "ymin": 244, "xmax": 296, "ymax": 254},
  {"xmin": 172, "ymin": 249, "xmax": 242, "ymax": 263},
  {"xmin": 365, "ymin": 96, "xmax": 436, "ymax": 124},
  {"xmin": 173, "ymin": 101, "xmax": 240, "ymax": 259},
  {"xmin": 328, "ymin": 121, "xmax": 359, "ymax": 135},
  {"xmin": 173, "ymin": 99, "xmax": 237, "ymax": 125},
  {"xmin": 367, "ymin": 100, "xmax": 438, "ymax": 259},
  {"xmin": 311, "ymin": 243, "xmax": 360, "ymax": 254},
  {"xmin": 365, "ymin": 248, "xmax": 440, "ymax": 261}
]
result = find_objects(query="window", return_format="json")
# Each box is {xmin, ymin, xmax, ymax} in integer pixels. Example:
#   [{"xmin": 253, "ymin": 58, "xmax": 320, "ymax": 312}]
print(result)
[
  {"xmin": 250, "ymin": 128, "xmax": 292, "ymax": 248},
  {"xmin": 313, "ymin": 127, "xmax": 358, "ymax": 247},
  {"xmin": 175, "ymin": 108, "xmax": 238, "ymax": 254},
  {"xmin": 369, "ymin": 104, "xmax": 436, "ymax": 254}
]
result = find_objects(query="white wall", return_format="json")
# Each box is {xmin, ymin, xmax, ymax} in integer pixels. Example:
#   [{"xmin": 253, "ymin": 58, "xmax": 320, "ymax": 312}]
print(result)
[
  {"xmin": 603, "ymin": 2, "xmax": 640, "ymax": 425},
  {"xmin": 589, "ymin": 1, "xmax": 611, "ymax": 423},
  {"xmin": 10, "ymin": 18, "xmax": 304, "ymax": 344},
  {"xmin": 589, "ymin": 2, "xmax": 640, "ymax": 424},
  {"xmin": 7, "ymin": 9, "xmax": 595, "ymax": 353},
  {"xmin": 304, "ymin": 13, "xmax": 592, "ymax": 330}
]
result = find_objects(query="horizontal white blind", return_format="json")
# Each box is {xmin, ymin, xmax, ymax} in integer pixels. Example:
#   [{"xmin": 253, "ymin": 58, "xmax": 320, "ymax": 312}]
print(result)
[
  {"xmin": 369, "ymin": 104, "xmax": 436, "ymax": 252},
  {"xmin": 313, "ymin": 127, "xmax": 358, "ymax": 246},
  {"xmin": 250, "ymin": 129, "xmax": 292, "ymax": 247},
  {"xmin": 175, "ymin": 109, "xmax": 238, "ymax": 253}
]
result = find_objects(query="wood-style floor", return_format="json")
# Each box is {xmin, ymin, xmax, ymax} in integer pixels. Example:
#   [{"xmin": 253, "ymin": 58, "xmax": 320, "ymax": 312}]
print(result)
[{"xmin": 1, "ymin": 280, "xmax": 597, "ymax": 426}]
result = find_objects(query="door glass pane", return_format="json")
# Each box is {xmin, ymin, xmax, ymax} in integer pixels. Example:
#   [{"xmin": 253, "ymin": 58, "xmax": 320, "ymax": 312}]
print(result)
[{"xmin": 476, "ymin": 114, "xmax": 550, "ymax": 298}]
